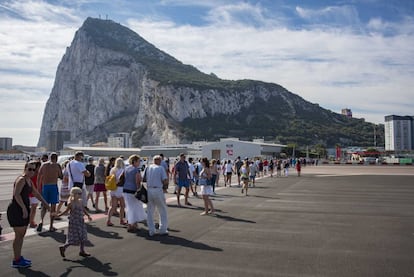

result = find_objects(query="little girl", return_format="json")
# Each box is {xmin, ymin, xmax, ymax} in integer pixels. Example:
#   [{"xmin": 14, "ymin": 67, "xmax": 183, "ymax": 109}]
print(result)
[{"xmin": 56, "ymin": 187, "xmax": 92, "ymax": 258}]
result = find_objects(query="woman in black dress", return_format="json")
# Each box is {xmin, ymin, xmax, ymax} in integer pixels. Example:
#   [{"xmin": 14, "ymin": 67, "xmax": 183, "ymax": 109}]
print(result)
[{"xmin": 7, "ymin": 161, "xmax": 50, "ymax": 268}]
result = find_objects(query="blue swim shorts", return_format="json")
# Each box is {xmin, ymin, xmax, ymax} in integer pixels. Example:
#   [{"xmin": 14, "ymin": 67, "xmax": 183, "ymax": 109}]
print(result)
[
  {"xmin": 42, "ymin": 184, "xmax": 59, "ymax": 204},
  {"xmin": 177, "ymin": 179, "xmax": 190, "ymax": 188}
]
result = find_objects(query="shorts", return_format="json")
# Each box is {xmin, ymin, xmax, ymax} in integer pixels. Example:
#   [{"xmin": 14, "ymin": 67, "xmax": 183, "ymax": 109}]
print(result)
[
  {"xmin": 30, "ymin": 196, "xmax": 39, "ymax": 205},
  {"xmin": 249, "ymin": 175, "xmax": 256, "ymax": 181},
  {"xmin": 200, "ymin": 185, "xmax": 213, "ymax": 196},
  {"xmin": 226, "ymin": 172, "xmax": 232, "ymax": 176},
  {"xmin": 7, "ymin": 202, "xmax": 30, "ymax": 227},
  {"xmin": 94, "ymin": 183, "xmax": 107, "ymax": 192},
  {"xmin": 60, "ymin": 192, "xmax": 70, "ymax": 202},
  {"xmin": 177, "ymin": 179, "xmax": 190, "ymax": 188},
  {"xmin": 85, "ymin": 184, "xmax": 94, "ymax": 194},
  {"xmin": 42, "ymin": 184, "xmax": 59, "ymax": 204},
  {"xmin": 110, "ymin": 186, "xmax": 124, "ymax": 198},
  {"xmin": 60, "ymin": 184, "xmax": 70, "ymax": 201}
]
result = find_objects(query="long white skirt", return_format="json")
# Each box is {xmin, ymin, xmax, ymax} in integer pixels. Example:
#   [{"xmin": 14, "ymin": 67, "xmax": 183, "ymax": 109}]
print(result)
[{"xmin": 123, "ymin": 193, "xmax": 147, "ymax": 224}]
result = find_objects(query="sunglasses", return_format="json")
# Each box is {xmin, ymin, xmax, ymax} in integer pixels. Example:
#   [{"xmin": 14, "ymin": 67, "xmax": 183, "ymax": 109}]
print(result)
[{"xmin": 27, "ymin": 168, "xmax": 36, "ymax": 172}]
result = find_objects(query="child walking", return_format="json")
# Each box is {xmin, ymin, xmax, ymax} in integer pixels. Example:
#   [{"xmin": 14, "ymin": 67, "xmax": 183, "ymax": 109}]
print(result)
[{"xmin": 56, "ymin": 187, "xmax": 92, "ymax": 258}]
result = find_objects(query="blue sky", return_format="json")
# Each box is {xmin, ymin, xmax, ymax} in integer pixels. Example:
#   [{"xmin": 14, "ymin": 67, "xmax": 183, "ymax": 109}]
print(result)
[{"xmin": 0, "ymin": 0, "xmax": 413, "ymax": 146}]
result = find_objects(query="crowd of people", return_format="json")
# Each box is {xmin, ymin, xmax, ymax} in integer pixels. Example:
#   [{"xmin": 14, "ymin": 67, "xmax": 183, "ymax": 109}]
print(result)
[{"xmin": 6, "ymin": 151, "xmax": 306, "ymax": 268}]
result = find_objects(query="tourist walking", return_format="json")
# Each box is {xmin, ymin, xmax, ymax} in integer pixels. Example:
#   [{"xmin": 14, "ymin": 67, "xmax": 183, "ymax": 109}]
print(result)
[
  {"xmin": 225, "ymin": 160, "xmax": 233, "ymax": 187},
  {"xmin": 107, "ymin": 157, "xmax": 126, "ymax": 226},
  {"xmin": 123, "ymin": 155, "xmax": 147, "ymax": 232},
  {"xmin": 240, "ymin": 160, "xmax": 250, "ymax": 196},
  {"xmin": 93, "ymin": 158, "xmax": 108, "ymax": 213},
  {"xmin": 37, "ymin": 153, "xmax": 63, "ymax": 232},
  {"xmin": 188, "ymin": 157, "xmax": 197, "ymax": 197},
  {"xmin": 248, "ymin": 161, "xmax": 257, "ymax": 187},
  {"xmin": 146, "ymin": 155, "xmax": 169, "ymax": 236},
  {"xmin": 276, "ymin": 160, "xmax": 282, "ymax": 177},
  {"xmin": 56, "ymin": 160, "xmax": 70, "ymax": 214},
  {"xmin": 284, "ymin": 160, "xmax": 290, "ymax": 177},
  {"xmin": 234, "ymin": 156, "xmax": 243, "ymax": 186},
  {"xmin": 173, "ymin": 153, "xmax": 192, "ymax": 207},
  {"xmin": 57, "ymin": 187, "xmax": 93, "ymax": 258},
  {"xmin": 210, "ymin": 159, "xmax": 218, "ymax": 194},
  {"xmin": 199, "ymin": 158, "xmax": 215, "ymax": 216},
  {"xmin": 7, "ymin": 161, "xmax": 50, "ymax": 268},
  {"xmin": 84, "ymin": 157, "xmax": 96, "ymax": 210},
  {"xmin": 67, "ymin": 151, "xmax": 91, "ymax": 213},
  {"xmin": 296, "ymin": 160, "xmax": 302, "ymax": 177}
]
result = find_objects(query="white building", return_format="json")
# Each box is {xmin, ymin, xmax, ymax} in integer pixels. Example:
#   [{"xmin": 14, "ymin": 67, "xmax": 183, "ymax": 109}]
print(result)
[
  {"xmin": 202, "ymin": 138, "xmax": 286, "ymax": 161},
  {"xmin": 108, "ymin": 132, "xmax": 130, "ymax": 148},
  {"xmin": 384, "ymin": 115, "xmax": 414, "ymax": 151},
  {"xmin": 0, "ymin": 137, "xmax": 12, "ymax": 150}
]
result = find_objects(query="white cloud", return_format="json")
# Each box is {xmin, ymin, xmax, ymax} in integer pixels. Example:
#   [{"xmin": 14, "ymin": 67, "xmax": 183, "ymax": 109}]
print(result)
[
  {"xmin": 296, "ymin": 5, "xmax": 361, "ymax": 26},
  {"xmin": 127, "ymin": 3, "xmax": 414, "ymax": 126},
  {"xmin": 1, "ymin": 0, "xmax": 414, "ymax": 146}
]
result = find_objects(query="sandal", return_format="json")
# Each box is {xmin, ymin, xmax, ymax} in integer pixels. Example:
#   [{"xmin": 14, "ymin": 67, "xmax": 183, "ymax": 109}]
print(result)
[
  {"xmin": 106, "ymin": 221, "xmax": 114, "ymax": 226},
  {"xmin": 120, "ymin": 220, "xmax": 128, "ymax": 226}
]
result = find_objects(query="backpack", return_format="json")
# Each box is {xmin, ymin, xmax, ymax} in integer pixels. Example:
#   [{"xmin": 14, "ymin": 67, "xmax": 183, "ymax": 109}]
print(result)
[{"xmin": 105, "ymin": 174, "xmax": 117, "ymax": 191}]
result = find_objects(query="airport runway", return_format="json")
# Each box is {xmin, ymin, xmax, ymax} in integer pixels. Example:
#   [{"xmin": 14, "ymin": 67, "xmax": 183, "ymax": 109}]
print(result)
[{"xmin": 1, "ymin": 162, "xmax": 414, "ymax": 276}]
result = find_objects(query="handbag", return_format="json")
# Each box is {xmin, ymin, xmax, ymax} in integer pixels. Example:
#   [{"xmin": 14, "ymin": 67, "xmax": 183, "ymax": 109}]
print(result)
[
  {"xmin": 135, "ymin": 184, "xmax": 148, "ymax": 203},
  {"xmin": 141, "ymin": 168, "xmax": 147, "ymax": 183},
  {"xmin": 105, "ymin": 174, "xmax": 117, "ymax": 191}
]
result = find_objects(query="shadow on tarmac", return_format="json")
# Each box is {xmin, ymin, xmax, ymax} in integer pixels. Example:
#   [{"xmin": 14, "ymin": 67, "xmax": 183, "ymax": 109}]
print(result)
[
  {"xmin": 86, "ymin": 224, "xmax": 124, "ymax": 240},
  {"xmin": 38, "ymin": 229, "xmax": 66, "ymax": 243},
  {"xmin": 214, "ymin": 214, "xmax": 256, "ymax": 224},
  {"xmin": 61, "ymin": 256, "xmax": 117, "ymax": 276},
  {"xmin": 145, "ymin": 234, "xmax": 223, "ymax": 252},
  {"xmin": 17, "ymin": 267, "xmax": 51, "ymax": 277}
]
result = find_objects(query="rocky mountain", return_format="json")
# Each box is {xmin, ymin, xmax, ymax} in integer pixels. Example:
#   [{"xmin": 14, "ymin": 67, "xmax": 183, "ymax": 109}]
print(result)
[{"xmin": 38, "ymin": 17, "xmax": 384, "ymax": 149}]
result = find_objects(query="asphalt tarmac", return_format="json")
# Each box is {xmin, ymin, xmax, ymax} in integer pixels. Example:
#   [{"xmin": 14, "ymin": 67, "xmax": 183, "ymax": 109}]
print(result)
[{"xmin": 1, "ymin": 165, "xmax": 414, "ymax": 276}]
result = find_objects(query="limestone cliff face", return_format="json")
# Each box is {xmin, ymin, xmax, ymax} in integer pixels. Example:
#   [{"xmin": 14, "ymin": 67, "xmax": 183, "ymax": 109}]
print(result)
[
  {"xmin": 37, "ymin": 18, "xmax": 296, "ymax": 147},
  {"xmin": 38, "ymin": 18, "xmax": 382, "ymax": 148}
]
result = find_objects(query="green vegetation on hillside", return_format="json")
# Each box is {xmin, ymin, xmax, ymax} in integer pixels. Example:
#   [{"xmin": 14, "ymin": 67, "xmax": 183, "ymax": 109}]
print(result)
[{"xmin": 81, "ymin": 18, "xmax": 384, "ymax": 148}]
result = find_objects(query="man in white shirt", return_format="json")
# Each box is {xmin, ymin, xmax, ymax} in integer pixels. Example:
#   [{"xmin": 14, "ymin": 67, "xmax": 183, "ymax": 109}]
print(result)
[
  {"xmin": 67, "ymin": 151, "xmax": 91, "ymax": 208},
  {"xmin": 146, "ymin": 155, "xmax": 169, "ymax": 237}
]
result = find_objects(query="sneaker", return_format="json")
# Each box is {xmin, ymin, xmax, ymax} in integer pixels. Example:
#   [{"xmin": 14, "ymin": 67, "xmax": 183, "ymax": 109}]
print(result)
[
  {"xmin": 20, "ymin": 256, "xmax": 31, "ymax": 264},
  {"xmin": 36, "ymin": 223, "xmax": 43, "ymax": 232},
  {"xmin": 159, "ymin": 231, "xmax": 169, "ymax": 236},
  {"xmin": 148, "ymin": 230, "xmax": 155, "ymax": 237},
  {"xmin": 11, "ymin": 258, "xmax": 31, "ymax": 268}
]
